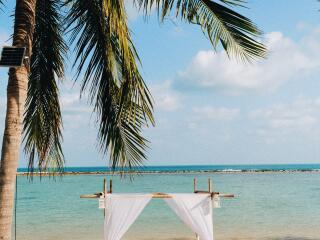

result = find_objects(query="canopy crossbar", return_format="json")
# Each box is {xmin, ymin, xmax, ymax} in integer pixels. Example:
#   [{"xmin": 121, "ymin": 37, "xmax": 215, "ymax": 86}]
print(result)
[{"xmin": 80, "ymin": 178, "xmax": 235, "ymax": 199}]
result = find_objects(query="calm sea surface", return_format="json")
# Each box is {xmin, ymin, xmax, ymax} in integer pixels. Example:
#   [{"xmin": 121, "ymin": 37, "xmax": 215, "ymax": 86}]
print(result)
[{"xmin": 15, "ymin": 165, "xmax": 320, "ymax": 240}]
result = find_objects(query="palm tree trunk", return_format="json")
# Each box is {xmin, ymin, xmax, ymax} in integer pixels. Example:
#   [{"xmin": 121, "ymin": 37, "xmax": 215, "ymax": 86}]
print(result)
[{"xmin": 0, "ymin": 1, "xmax": 36, "ymax": 240}]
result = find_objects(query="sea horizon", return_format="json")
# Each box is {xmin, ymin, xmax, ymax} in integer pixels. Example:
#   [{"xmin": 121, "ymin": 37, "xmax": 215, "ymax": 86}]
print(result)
[{"xmin": 17, "ymin": 163, "xmax": 320, "ymax": 174}]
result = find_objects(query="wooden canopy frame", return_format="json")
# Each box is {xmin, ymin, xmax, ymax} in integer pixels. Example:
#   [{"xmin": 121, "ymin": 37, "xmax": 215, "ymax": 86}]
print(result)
[
  {"xmin": 80, "ymin": 178, "xmax": 235, "ymax": 239},
  {"xmin": 80, "ymin": 178, "xmax": 235, "ymax": 200}
]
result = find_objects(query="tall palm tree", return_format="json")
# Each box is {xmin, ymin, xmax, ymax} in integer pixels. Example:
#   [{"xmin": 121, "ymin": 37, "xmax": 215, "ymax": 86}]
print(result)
[
  {"xmin": 0, "ymin": 0, "xmax": 266, "ymax": 239},
  {"xmin": 0, "ymin": 1, "xmax": 37, "ymax": 239}
]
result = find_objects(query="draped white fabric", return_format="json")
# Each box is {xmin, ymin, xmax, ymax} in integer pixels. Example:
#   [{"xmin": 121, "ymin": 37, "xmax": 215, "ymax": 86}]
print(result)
[
  {"xmin": 104, "ymin": 194, "xmax": 152, "ymax": 240},
  {"xmin": 164, "ymin": 194, "xmax": 214, "ymax": 240}
]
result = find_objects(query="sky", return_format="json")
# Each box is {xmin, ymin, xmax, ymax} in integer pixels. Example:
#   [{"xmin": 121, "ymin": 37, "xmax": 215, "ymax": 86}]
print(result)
[{"xmin": 1, "ymin": 0, "xmax": 320, "ymax": 167}]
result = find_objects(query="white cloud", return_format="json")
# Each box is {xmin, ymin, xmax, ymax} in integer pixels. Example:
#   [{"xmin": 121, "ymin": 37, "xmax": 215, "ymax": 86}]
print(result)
[
  {"xmin": 59, "ymin": 81, "xmax": 93, "ymax": 130},
  {"xmin": 150, "ymin": 80, "xmax": 181, "ymax": 111},
  {"xmin": 187, "ymin": 106, "xmax": 239, "ymax": 136},
  {"xmin": 124, "ymin": 0, "xmax": 156, "ymax": 21},
  {"xmin": 63, "ymin": 114, "xmax": 90, "ymax": 129},
  {"xmin": 124, "ymin": 0, "xmax": 140, "ymax": 21},
  {"xmin": 193, "ymin": 106, "xmax": 240, "ymax": 121},
  {"xmin": 61, "ymin": 92, "xmax": 79, "ymax": 107},
  {"xmin": 177, "ymin": 31, "xmax": 320, "ymax": 95},
  {"xmin": 250, "ymin": 96, "xmax": 320, "ymax": 140},
  {"xmin": 60, "ymin": 92, "xmax": 91, "ymax": 114}
]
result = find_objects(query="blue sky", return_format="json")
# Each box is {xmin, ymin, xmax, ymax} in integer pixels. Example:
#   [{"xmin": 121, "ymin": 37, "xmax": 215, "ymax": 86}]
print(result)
[{"xmin": 1, "ymin": 0, "xmax": 320, "ymax": 167}]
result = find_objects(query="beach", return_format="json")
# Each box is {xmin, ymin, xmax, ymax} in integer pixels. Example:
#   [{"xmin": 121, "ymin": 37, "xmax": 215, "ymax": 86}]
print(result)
[{"xmin": 14, "ymin": 166, "xmax": 320, "ymax": 240}]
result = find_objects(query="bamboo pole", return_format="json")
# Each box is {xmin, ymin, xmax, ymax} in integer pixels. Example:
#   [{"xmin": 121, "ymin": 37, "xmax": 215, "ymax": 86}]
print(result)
[
  {"xmin": 80, "ymin": 192, "xmax": 234, "ymax": 199},
  {"xmin": 80, "ymin": 193, "xmax": 103, "ymax": 198},
  {"xmin": 218, "ymin": 194, "xmax": 234, "ymax": 198},
  {"xmin": 151, "ymin": 194, "xmax": 172, "ymax": 198},
  {"xmin": 109, "ymin": 179, "xmax": 113, "ymax": 193},
  {"xmin": 104, "ymin": 178, "xmax": 107, "ymax": 197},
  {"xmin": 80, "ymin": 178, "xmax": 234, "ymax": 199},
  {"xmin": 103, "ymin": 178, "xmax": 107, "ymax": 217}
]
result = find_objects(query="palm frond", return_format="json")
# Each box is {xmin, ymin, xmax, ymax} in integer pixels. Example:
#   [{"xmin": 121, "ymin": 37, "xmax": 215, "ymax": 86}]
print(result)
[
  {"xmin": 65, "ymin": 0, "xmax": 154, "ymax": 171},
  {"xmin": 23, "ymin": 0, "xmax": 66, "ymax": 175},
  {"xmin": 218, "ymin": 0, "xmax": 246, "ymax": 7},
  {"xmin": 134, "ymin": 0, "xmax": 266, "ymax": 61}
]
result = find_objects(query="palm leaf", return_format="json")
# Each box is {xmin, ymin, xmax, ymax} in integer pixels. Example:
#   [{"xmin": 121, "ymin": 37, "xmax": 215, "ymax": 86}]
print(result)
[
  {"xmin": 134, "ymin": 0, "xmax": 266, "ymax": 61},
  {"xmin": 23, "ymin": 0, "xmax": 66, "ymax": 175},
  {"xmin": 65, "ymin": 0, "xmax": 154, "ymax": 171},
  {"xmin": 0, "ymin": 0, "xmax": 4, "ymax": 11}
]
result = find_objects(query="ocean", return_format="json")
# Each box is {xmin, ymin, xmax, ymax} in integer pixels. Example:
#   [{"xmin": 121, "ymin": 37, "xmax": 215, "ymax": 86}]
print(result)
[
  {"xmin": 14, "ymin": 165, "xmax": 320, "ymax": 240},
  {"xmin": 17, "ymin": 164, "xmax": 320, "ymax": 173}
]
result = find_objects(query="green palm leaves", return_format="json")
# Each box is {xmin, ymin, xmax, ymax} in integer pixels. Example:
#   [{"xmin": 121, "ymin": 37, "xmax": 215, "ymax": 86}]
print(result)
[
  {"xmin": 65, "ymin": 0, "xmax": 154, "ymax": 170},
  {"xmin": 20, "ymin": 0, "xmax": 265, "ymax": 173},
  {"xmin": 135, "ymin": 0, "xmax": 266, "ymax": 61},
  {"xmin": 23, "ymin": 0, "xmax": 66, "ymax": 173}
]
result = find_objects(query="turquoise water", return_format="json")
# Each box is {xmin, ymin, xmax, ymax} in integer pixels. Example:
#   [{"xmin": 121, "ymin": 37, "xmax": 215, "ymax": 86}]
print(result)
[{"xmin": 15, "ymin": 171, "xmax": 320, "ymax": 240}]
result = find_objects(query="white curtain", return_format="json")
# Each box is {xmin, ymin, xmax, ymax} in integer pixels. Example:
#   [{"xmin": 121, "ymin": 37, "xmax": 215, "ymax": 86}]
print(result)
[
  {"xmin": 164, "ymin": 194, "xmax": 214, "ymax": 240},
  {"xmin": 104, "ymin": 194, "xmax": 152, "ymax": 240}
]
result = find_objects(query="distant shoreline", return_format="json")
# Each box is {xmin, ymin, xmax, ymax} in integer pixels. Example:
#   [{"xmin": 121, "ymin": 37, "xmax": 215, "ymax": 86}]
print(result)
[{"xmin": 17, "ymin": 169, "xmax": 320, "ymax": 176}]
